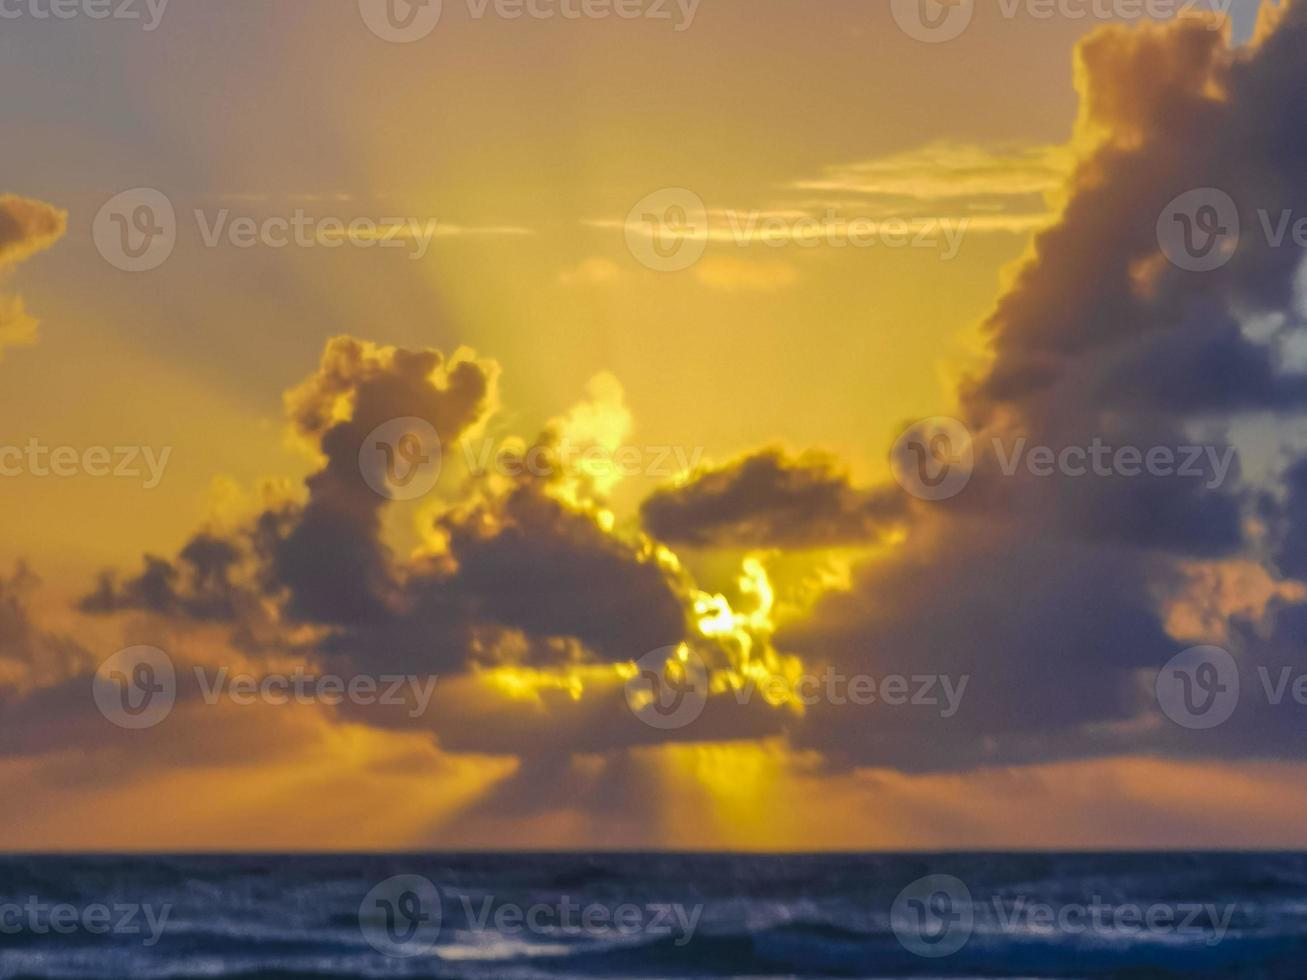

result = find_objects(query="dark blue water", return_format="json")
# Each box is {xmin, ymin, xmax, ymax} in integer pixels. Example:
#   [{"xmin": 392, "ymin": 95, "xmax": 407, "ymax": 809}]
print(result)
[{"xmin": 0, "ymin": 853, "xmax": 1303, "ymax": 978}]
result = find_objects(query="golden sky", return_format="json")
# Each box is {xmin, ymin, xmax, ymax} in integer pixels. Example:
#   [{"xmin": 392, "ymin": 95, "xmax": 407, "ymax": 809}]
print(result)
[{"xmin": 5, "ymin": 0, "xmax": 1307, "ymax": 850}]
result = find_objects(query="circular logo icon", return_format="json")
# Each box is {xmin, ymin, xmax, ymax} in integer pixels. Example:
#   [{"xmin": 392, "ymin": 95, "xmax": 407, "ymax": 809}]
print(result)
[
  {"xmin": 93, "ymin": 189, "xmax": 176, "ymax": 273},
  {"xmin": 359, "ymin": 874, "xmax": 442, "ymax": 957},
  {"xmin": 359, "ymin": 417, "xmax": 443, "ymax": 501},
  {"xmin": 891, "ymin": 874, "xmax": 973, "ymax": 958},
  {"xmin": 358, "ymin": 0, "xmax": 442, "ymax": 42},
  {"xmin": 891, "ymin": 0, "xmax": 974, "ymax": 43},
  {"xmin": 1157, "ymin": 188, "xmax": 1240, "ymax": 272},
  {"xmin": 1155, "ymin": 645, "xmax": 1240, "ymax": 730},
  {"xmin": 625, "ymin": 645, "xmax": 709, "ymax": 730},
  {"xmin": 890, "ymin": 417, "xmax": 974, "ymax": 501},
  {"xmin": 93, "ymin": 646, "xmax": 177, "ymax": 730},
  {"xmin": 624, "ymin": 188, "xmax": 708, "ymax": 272}
]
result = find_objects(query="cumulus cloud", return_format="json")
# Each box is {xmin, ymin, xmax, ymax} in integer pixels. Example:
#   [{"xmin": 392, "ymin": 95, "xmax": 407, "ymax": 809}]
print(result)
[
  {"xmin": 641, "ymin": 447, "xmax": 904, "ymax": 549},
  {"xmin": 26, "ymin": 8, "xmax": 1307, "ymax": 790},
  {"xmin": 777, "ymin": 7, "xmax": 1307, "ymax": 770},
  {"xmin": 78, "ymin": 337, "xmax": 705, "ymax": 754}
]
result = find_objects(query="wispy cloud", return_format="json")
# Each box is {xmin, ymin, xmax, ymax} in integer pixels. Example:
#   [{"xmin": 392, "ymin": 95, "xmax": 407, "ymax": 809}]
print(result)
[{"xmin": 792, "ymin": 141, "xmax": 1072, "ymax": 201}]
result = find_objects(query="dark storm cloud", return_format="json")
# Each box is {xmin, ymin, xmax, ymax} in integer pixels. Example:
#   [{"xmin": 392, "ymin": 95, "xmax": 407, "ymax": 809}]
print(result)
[
  {"xmin": 439, "ymin": 483, "xmax": 688, "ymax": 663},
  {"xmin": 780, "ymin": 7, "xmax": 1307, "ymax": 770},
  {"xmin": 80, "ymin": 338, "xmax": 698, "ymax": 725},
  {"xmin": 41, "ymin": 7, "xmax": 1307, "ymax": 776},
  {"xmin": 0, "ymin": 565, "xmax": 91, "ymax": 688},
  {"xmin": 640, "ymin": 448, "xmax": 905, "ymax": 549},
  {"xmin": 81, "ymin": 534, "xmax": 244, "ymax": 621},
  {"xmin": 274, "ymin": 337, "xmax": 495, "ymax": 625}
]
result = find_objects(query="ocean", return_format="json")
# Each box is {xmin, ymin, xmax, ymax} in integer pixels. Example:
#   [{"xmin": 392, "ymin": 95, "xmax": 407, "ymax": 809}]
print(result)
[{"xmin": 0, "ymin": 852, "xmax": 1303, "ymax": 978}]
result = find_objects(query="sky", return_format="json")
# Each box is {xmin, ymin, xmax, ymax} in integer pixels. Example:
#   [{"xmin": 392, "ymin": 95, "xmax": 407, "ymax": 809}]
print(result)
[{"xmin": 8, "ymin": 0, "xmax": 1307, "ymax": 850}]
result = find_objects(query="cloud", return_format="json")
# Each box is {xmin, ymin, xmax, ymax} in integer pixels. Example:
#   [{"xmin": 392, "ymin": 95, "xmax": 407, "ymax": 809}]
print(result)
[
  {"xmin": 0, "ymin": 195, "xmax": 65, "ymax": 267},
  {"xmin": 26, "ymin": 9, "xmax": 1307, "ymax": 803},
  {"xmin": 80, "ymin": 338, "xmax": 695, "ymax": 706},
  {"xmin": 0, "ymin": 565, "xmax": 92, "ymax": 695},
  {"xmin": 559, "ymin": 257, "xmax": 624, "ymax": 286},
  {"xmin": 793, "ymin": 141, "xmax": 1071, "ymax": 202},
  {"xmin": 691, "ymin": 256, "xmax": 798, "ymax": 292},
  {"xmin": 774, "ymin": 8, "xmax": 1307, "ymax": 771},
  {"xmin": 641, "ymin": 448, "xmax": 904, "ymax": 549},
  {"xmin": 787, "ymin": 141, "xmax": 1067, "ymax": 233},
  {"xmin": 0, "ymin": 193, "xmax": 66, "ymax": 362}
]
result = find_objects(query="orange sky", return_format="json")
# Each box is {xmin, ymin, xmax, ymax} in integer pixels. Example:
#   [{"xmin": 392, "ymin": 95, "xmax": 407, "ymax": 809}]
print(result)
[{"xmin": 5, "ymin": 0, "xmax": 1307, "ymax": 851}]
